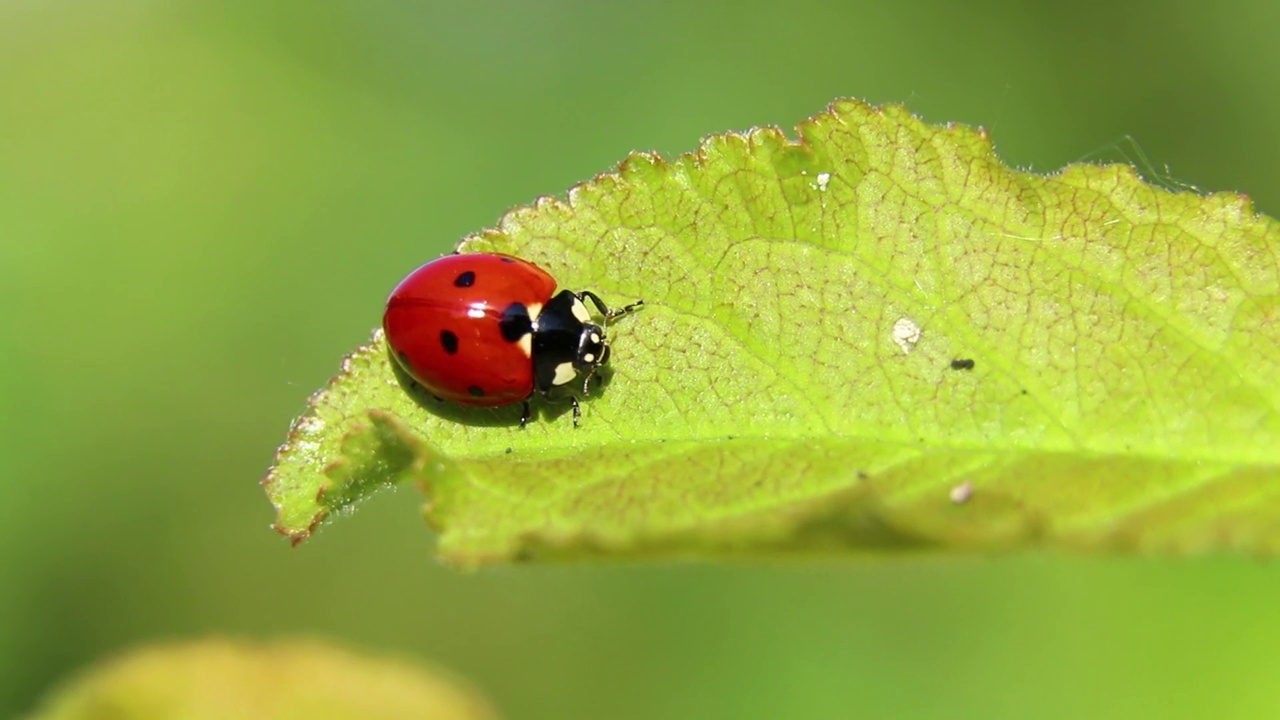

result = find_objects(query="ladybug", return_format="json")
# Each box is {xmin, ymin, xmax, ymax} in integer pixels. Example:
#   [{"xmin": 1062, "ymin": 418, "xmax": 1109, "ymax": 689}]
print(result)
[{"xmin": 383, "ymin": 252, "xmax": 643, "ymax": 427}]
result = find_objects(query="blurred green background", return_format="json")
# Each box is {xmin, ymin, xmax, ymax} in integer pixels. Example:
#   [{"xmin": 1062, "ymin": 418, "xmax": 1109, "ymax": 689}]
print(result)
[{"xmin": 3, "ymin": 0, "xmax": 1279, "ymax": 717}]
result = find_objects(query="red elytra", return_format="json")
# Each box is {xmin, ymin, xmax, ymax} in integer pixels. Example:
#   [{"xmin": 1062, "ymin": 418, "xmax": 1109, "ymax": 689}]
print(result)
[{"xmin": 382, "ymin": 252, "xmax": 642, "ymax": 427}]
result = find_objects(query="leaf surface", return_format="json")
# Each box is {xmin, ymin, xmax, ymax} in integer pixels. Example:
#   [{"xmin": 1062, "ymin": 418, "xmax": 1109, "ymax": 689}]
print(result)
[{"xmin": 264, "ymin": 100, "xmax": 1280, "ymax": 567}]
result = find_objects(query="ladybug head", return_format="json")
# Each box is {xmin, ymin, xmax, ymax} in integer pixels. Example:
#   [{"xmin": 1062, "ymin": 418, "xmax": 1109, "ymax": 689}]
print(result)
[{"xmin": 576, "ymin": 322, "xmax": 611, "ymax": 372}]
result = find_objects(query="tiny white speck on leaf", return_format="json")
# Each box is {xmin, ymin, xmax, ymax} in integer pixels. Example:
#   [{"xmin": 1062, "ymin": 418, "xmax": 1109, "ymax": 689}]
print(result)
[
  {"xmin": 892, "ymin": 317, "xmax": 922, "ymax": 354},
  {"xmin": 815, "ymin": 172, "xmax": 831, "ymax": 191},
  {"xmin": 950, "ymin": 481, "xmax": 973, "ymax": 504}
]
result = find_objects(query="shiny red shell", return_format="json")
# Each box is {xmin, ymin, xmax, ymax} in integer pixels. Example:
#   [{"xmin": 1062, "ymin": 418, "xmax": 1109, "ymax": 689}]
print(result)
[{"xmin": 383, "ymin": 253, "xmax": 557, "ymax": 406}]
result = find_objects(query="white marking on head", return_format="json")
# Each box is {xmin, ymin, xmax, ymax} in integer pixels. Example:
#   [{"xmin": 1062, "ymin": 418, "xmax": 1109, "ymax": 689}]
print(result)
[
  {"xmin": 571, "ymin": 298, "xmax": 590, "ymax": 323},
  {"xmin": 589, "ymin": 331, "xmax": 600, "ymax": 343},
  {"xmin": 583, "ymin": 353, "xmax": 595, "ymax": 363},
  {"xmin": 516, "ymin": 333, "xmax": 532, "ymax": 358},
  {"xmin": 552, "ymin": 362, "xmax": 577, "ymax": 386}
]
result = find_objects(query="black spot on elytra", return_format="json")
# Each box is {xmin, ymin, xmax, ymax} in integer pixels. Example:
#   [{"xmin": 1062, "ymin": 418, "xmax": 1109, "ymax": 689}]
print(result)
[
  {"xmin": 950, "ymin": 358, "xmax": 975, "ymax": 370},
  {"xmin": 454, "ymin": 271, "xmax": 476, "ymax": 288},
  {"xmin": 440, "ymin": 330, "xmax": 459, "ymax": 355},
  {"xmin": 499, "ymin": 302, "xmax": 532, "ymax": 342},
  {"xmin": 468, "ymin": 385, "xmax": 486, "ymax": 397}
]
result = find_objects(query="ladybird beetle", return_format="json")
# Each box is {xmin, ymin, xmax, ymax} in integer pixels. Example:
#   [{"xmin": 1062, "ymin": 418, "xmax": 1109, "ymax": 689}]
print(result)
[{"xmin": 383, "ymin": 252, "xmax": 643, "ymax": 427}]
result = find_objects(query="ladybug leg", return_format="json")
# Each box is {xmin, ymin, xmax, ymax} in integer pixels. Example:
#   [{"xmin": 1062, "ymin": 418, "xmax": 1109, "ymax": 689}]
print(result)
[
  {"xmin": 519, "ymin": 400, "xmax": 531, "ymax": 429},
  {"xmin": 538, "ymin": 390, "xmax": 582, "ymax": 428},
  {"xmin": 578, "ymin": 291, "xmax": 644, "ymax": 320}
]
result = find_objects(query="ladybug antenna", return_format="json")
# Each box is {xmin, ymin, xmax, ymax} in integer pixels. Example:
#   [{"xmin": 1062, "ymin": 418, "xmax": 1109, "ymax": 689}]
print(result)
[{"xmin": 578, "ymin": 291, "xmax": 644, "ymax": 323}]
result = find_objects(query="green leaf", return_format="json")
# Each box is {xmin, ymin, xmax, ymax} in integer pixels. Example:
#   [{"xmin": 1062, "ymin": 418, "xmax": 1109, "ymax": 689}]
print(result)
[
  {"xmin": 24, "ymin": 639, "xmax": 499, "ymax": 720},
  {"xmin": 263, "ymin": 99, "xmax": 1280, "ymax": 568}
]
